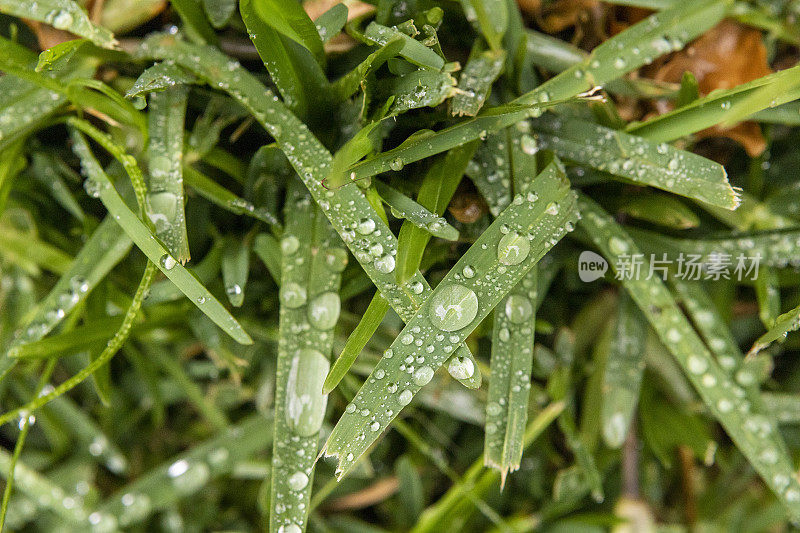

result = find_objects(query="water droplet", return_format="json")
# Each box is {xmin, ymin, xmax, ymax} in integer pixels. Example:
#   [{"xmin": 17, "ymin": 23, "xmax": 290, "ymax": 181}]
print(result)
[
  {"xmin": 608, "ymin": 237, "xmax": 628, "ymax": 255},
  {"xmin": 50, "ymin": 10, "xmax": 75, "ymax": 30},
  {"xmin": 370, "ymin": 421, "xmax": 381, "ymax": 431},
  {"xmin": 447, "ymin": 356, "xmax": 475, "ymax": 380},
  {"xmin": 325, "ymin": 248, "xmax": 348, "ymax": 272},
  {"xmin": 520, "ymin": 135, "xmax": 538, "ymax": 155},
  {"xmin": 226, "ymin": 284, "xmax": 242, "ymax": 297},
  {"xmin": 413, "ymin": 366, "xmax": 434, "ymax": 386},
  {"xmin": 545, "ymin": 202, "xmax": 560, "ymax": 215},
  {"xmin": 505, "ymin": 295, "xmax": 533, "ymax": 324},
  {"xmin": 279, "ymin": 525, "xmax": 302, "ymax": 533},
  {"xmin": 374, "ymin": 254, "xmax": 395, "ymax": 274},
  {"xmin": 462, "ymin": 265, "xmax": 475, "ymax": 278},
  {"xmin": 288, "ymin": 471, "xmax": 309, "ymax": 491},
  {"xmin": 429, "ymin": 285, "xmax": 479, "ymax": 331},
  {"xmin": 604, "ymin": 412, "xmax": 627, "ymax": 446},
  {"xmin": 307, "ymin": 292, "xmax": 340, "ymax": 330},
  {"xmin": 686, "ymin": 355, "xmax": 707, "ymax": 374},
  {"xmin": 159, "ymin": 254, "xmax": 177, "ymax": 270},
  {"xmin": 497, "ymin": 232, "xmax": 530, "ymax": 265},
  {"xmin": 398, "ymin": 389, "xmax": 413, "ymax": 405},
  {"xmin": 613, "ymin": 57, "xmax": 627, "ymax": 69},
  {"xmin": 279, "ymin": 282, "xmax": 307, "ymax": 308},
  {"xmin": 281, "ymin": 235, "xmax": 300, "ymax": 255},
  {"xmin": 285, "ymin": 349, "xmax": 329, "ymax": 436},
  {"xmin": 389, "ymin": 157, "xmax": 404, "ymax": 171},
  {"xmin": 357, "ymin": 218, "xmax": 376, "ymax": 235},
  {"xmin": 168, "ymin": 459, "xmax": 189, "ymax": 478}
]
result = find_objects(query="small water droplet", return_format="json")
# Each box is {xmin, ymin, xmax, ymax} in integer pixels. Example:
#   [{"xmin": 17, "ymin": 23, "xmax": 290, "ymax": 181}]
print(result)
[
  {"xmin": 413, "ymin": 366, "xmax": 434, "ymax": 386},
  {"xmin": 288, "ymin": 471, "xmax": 309, "ymax": 491},
  {"xmin": 374, "ymin": 254, "xmax": 395, "ymax": 274},
  {"xmin": 281, "ymin": 235, "xmax": 300, "ymax": 255},
  {"xmin": 398, "ymin": 389, "xmax": 413, "ymax": 405},
  {"xmin": 389, "ymin": 157, "xmax": 404, "ymax": 171},
  {"xmin": 279, "ymin": 282, "xmax": 307, "ymax": 308},
  {"xmin": 505, "ymin": 294, "xmax": 533, "ymax": 323},
  {"xmin": 497, "ymin": 232, "xmax": 530, "ymax": 265},
  {"xmin": 159, "ymin": 254, "xmax": 177, "ymax": 270}
]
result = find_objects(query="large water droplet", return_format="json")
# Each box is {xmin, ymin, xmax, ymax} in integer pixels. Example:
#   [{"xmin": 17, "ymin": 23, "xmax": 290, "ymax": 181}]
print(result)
[
  {"xmin": 285, "ymin": 349, "xmax": 329, "ymax": 436},
  {"xmin": 288, "ymin": 471, "xmax": 309, "ymax": 491},
  {"xmin": 429, "ymin": 285, "xmax": 479, "ymax": 332},
  {"xmin": 497, "ymin": 232, "xmax": 530, "ymax": 265},
  {"xmin": 307, "ymin": 292, "xmax": 340, "ymax": 330},
  {"xmin": 356, "ymin": 218, "xmax": 376, "ymax": 235},
  {"xmin": 413, "ymin": 366, "xmax": 434, "ymax": 386},
  {"xmin": 447, "ymin": 356, "xmax": 475, "ymax": 380},
  {"xmin": 398, "ymin": 389, "xmax": 413, "ymax": 405},
  {"xmin": 279, "ymin": 282, "xmax": 307, "ymax": 308},
  {"xmin": 374, "ymin": 254, "xmax": 395, "ymax": 274},
  {"xmin": 281, "ymin": 235, "xmax": 300, "ymax": 255},
  {"xmin": 505, "ymin": 294, "xmax": 533, "ymax": 324},
  {"xmin": 159, "ymin": 254, "xmax": 177, "ymax": 271}
]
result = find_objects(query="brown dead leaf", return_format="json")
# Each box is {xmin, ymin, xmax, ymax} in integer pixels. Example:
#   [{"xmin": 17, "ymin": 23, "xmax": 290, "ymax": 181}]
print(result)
[
  {"xmin": 325, "ymin": 476, "xmax": 399, "ymax": 511},
  {"xmin": 653, "ymin": 21, "xmax": 772, "ymax": 156}
]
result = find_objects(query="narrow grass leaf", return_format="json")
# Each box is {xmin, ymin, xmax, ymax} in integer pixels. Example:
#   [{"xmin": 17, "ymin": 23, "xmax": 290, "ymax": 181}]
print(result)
[
  {"xmin": 0, "ymin": 0, "xmax": 117, "ymax": 49},
  {"xmin": 253, "ymin": 233, "xmax": 282, "ymax": 285},
  {"xmin": 618, "ymin": 192, "xmax": 700, "ymax": 229},
  {"xmin": 271, "ymin": 180, "xmax": 344, "ymax": 533},
  {"xmin": 600, "ymin": 292, "xmax": 647, "ymax": 448},
  {"xmin": 748, "ymin": 303, "xmax": 800, "ymax": 356},
  {"xmin": 329, "ymin": 38, "xmax": 404, "ymax": 102},
  {"xmin": 221, "ymin": 237, "xmax": 249, "ymax": 307},
  {"xmin": 755, "ymin": 267, "xmax": 781, "ymax": 328},
  {"xmin": 70, "ymin": 128, "xmax": 252, "ymax": 345},
  {"xmin": 375, "ymin": 181, "xmax": 459, "ymax": 241},
  {"xmin": 147, "ymin": 85, "xmax": 191, "ymax": 262},
  {"xmin": 125, "ymin": 61, "xmax": 198, "ymax": 99},
  {"xmin": 324, "ymin": 162, "xmax": 578, "ymax": 478},
  {"xmin": 466, "ymin": 131, "xmax": 513, "ymax": 215},
  {"xmin": 0, "ymin": 223, "xmax": 73, "ymax": 275},
  {"xmin": 579, "ymin": 195, "xmax": 800, "ymax": 520},
  {"xmin": 484, "ymin": 268, "xmax": 537, "ymax": 480},
  {"xmin": 362, "ymin": 22, "xmax": 445, "ymax": 71},
  {"xmin": 171, "ymin": 0, "xmax": 219, "ymax": 45},
  {"xmin": 184, "ymin": 165, "xmax": 279, "ymax": 226},
  {"xmin": 324, "ymin": 292, "xmax": 390, "ymax": 394},
  {"xmin": 314, "ymin": 3, "xmax": 348, "ymax": 43},
  {"xmin": 450, "ymin": 49, "xmax": 506, "ymax": 117},
  {"xmin": 30, "ymin": 153, "xmax": 84, "ymax": 221},
  {"xmin": 531, "ymin": 114, "xmax": 737, "ymax": 209}
]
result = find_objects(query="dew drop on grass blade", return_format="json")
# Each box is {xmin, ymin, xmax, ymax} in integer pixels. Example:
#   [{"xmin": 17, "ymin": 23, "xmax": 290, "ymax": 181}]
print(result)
[
  {"xmin": 600, "ymin": 292, "xmax": 647, "ymax": 448},
  {"xmin": 134, "ymin": 34, "xmax": 483, "ymax": 388},
  {"xmin": 323, "ymin": 162, "xmax": 578, "ymax": 478},
  {"xmin": 450, "ymin": 49, "xmax": 506, "ymax": 117},
  {"xmin": 69, "ymin": 126, "xmax": 252, "ymax": 345},
  {"xmin": 147, "ymin": 85, "xmax": 191, "ymax": 263},
  {"xmin": 271, "ymin": 180, "xmax": 344, "ymax": 533},
  {"xmin": 374, "ymin": 181, "xmax": 459, "ymax": 241},
  {"xmin": 578, "ymin": 194, "xmax": 800, "ymax": 520},
  {"xmin": 221, "ymin": 237, "xmax": 249, "ymax": 307}
]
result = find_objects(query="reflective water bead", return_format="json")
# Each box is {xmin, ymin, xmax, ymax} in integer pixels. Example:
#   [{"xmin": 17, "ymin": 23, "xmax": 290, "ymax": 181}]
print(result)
[
  {"xmin": 497, "ymin": 232, "xmax": 530, "ymax": 265},
  {"xmin": 429, "ymin": 285, "xmax": 479, "ymax": 331}
]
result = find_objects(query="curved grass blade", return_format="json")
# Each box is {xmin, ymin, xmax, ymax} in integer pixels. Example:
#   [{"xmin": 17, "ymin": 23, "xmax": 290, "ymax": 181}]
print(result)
[
  {"xmin": 184, "ymin": 165, "xmax": 280, "ymax": 226},
  {"xmin": 329, "ymin": 38, "xmax": 404, "ymax": 102},
  {"xmin": 221, "ymin": 237, "xmax": 249, "ymax": 307},
  {"xmin": 362, "ymin": 22, "xmax": 445, "ymax": 71},
  {"xmin": 0, "ymin": 0, "xmax": 117, "ymax": 49},
  {"xmin": 147, "ymin": 85, "xmax": 191, "ymax": 262},
  {"xmin": 253, "ymin": 233, "xmax": 282, "ymax": 285},
  {"xmin": 755, "ymin": 267, "xmax": 781, "ymax": 328},
  {"xmin": 30, "ymin": 153, "xmax": 84, "ymax": 221},
  {"xmin": 0, "ymin": 224, "xmax": 72, "ymax": 275},
  {"xmin": 135, "ymin": 33, "xmax": 483, "ymax": 390},
  {"xmin": 450, "ymin": 49, "xmax": 506, "ymax": 117},
  {"xmin": 70, "ymin": 127, "xmax": 252, "ymax": 345},
  {"xmin": 342, "ymin": 0, "xmax": 731, "ymax": 183},
  {"xmin": 125, "ymin": 61, "xmax": 198, "ymax": 99},
  {"xmin": 618, "ymin": 192, "xmax": 700, "ymax": 229},
  {"xmin": 578, "ymin": 194, "xmax": 800, "ymax": 520},
  {"xmin": 171, "ymin": 0, "xmax": 218, "ymax": 45},
  {"xmin": 314, "ymin": 3, "xmax": 348, "ymax": 43},
  {"xmin": 374, "ymin": 181, "xmax": 459, "ymax": 241},
  {"xmin": 531, "ymin": 114, "xmax": 737, "ymax": 209},
  {"xmin": 323, "ymin": 162, "xmax": 578, "ymax": 478},
  {"xmin": 3, "ymin": 216, "xmax": 132, "ymax": 369},
  {"xmin": 484, "ymin": 268, "xmax": 537, "ymax": 481},
  {"xmin": 748, "ymin": 303, "xmax": 800, "ymax": 356},
  {"xmin": 466, "ymin": 131, "xmax": 513, "ymax": 216},
  {"xmin": 271, "ymin": 180, "xmax": 343, "ymax": 533},
  {"xmin": 324, "ymin": 292, "xmax": 390, "ymax": 394},
  {"xmin": 600, "ymin": 291, "xmax": 647, "ymax": 448},
  {"xmin": 95, "ymin": 415, "xmax": 272, "ymax": 528}
]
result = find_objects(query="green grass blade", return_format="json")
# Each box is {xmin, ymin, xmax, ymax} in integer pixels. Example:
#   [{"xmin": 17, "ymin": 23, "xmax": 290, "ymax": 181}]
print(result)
[
  {"xmin": 362, "ymin": 22, "xmax": 445, "ymax": 71},
  {"xmin": 135, "ymin": 33, "xmax": 483, "ymax": 392},
  {"xmin": 466, "ymin": 131, "xmax": 513, "ymax": 215},
  {"xmin": 95, "ymin": 414, "xmax": 272, "ymax": 528},
  {"xmin": 578, "ymin": 194, "xmax": 800, "ymax": 521},
  {"xmin": 253, "ymin": 233, "xmax": 282, "ymax": 285},
  {"xmin": 600, "ymin": 292, "xmax": 647, "ymax": 448},
  {"xmin": 125, "ymin": 61, "xmax": 198, "ymax": 99},
  {"xmin": 484, "ymin": 268, "xmax": 537, "ymax": 480},
  {"xmin": 0, "ymin": 223, "xmax": 72, "ymax": 275},
  {"xmin": 329, "ymin": 38, "xmax": 404, "ymax": 102},
  {"xmin": 271, "ymin": 180, "xmax": 343, "ymax": 533},
  {"xmin": 30, "ymin": 153, "xmax": 84, "ymax": 221},
  {"xmin": 0, "ymin": 0, "xmax": 117, "ymax": 49},
  {"xmin": 748, "ymin": 303, "xmax": 800, "ymax": 356},
  {"xmin": 171, "ymin": 0, "xmax": 219, "ymax": 45},
  {"xmin": 69, "ymin": 126, "xmax": 252, "ymax": 345},
  {"xmin": 323, "ymin": 161, "xmax": 578, "ymax": 478},
  {"xmin": 324, "ymin": 291, "xmax": 390, "ymax": 394},
  {"xmin": 618, "ymin": 192, "xmax": 700, "ymax": 229},
  {"xmin": 450, "ymin": 49, "xmax": 506, "ymax": 117},
  {"xmin": 531, "ymin": 114, "xmax": 738, "ymax": 209},
  {"xmin": 374, "ymin": 181, "xmax": 459, "ymax": 241},
  {"xmin": 221, "ymin": 237, "xmax": 249, "ymax": 307},
  {"xmin": 147, "ymin": 85, "xmax": 191, "ymax": 262}
]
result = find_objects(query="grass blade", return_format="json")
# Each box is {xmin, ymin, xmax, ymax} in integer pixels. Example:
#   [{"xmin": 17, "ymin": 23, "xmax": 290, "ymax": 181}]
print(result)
[
  {"xmin": 531, "ymin": 114, "xmax": 738, "ymax": 209},
  {"xmin": 221, "ymin": 237, "xmax": 249, "ymax": 307},
  {"xmin": 323, "ymin": 161, "xmax": 578, "ymax": 478},
  {"xmin": 147, "ymin": 85, "xmax": 191, "ymax": 262},
  {"xmin": 0, "ymin": 0, "xmax": 117, "ymax": 49},
  {"xmin": 184, "ymin": 165, "xmax": 280, "ymax": 226},
  {"xmin": 484, "ymin": 268, "xmax": 537, "ymax": 481},
  {"xmin": 69, "ymin": 124, "xmax": 252, "ymax": 345},
  {"xmin": 271, "ymin": 179, "xmax": 344, "ymax": 533},
  {"xmin": 450, "ymin": 49, "xmax": 506, "ymax": 117},
  {"xmin": 748, "ymin": 303, "xmax": 800, "ymax": 356},
  {"xmin": 578, "ymin": 194, "xmax": 800, "ymax": 520},
  {"xmin": 374, "ymin": 181, "xmax": 459, "ymax": 241},
  {"xmin": 600, "ymin": 292, "xmax": 647, "ymax": 448}
]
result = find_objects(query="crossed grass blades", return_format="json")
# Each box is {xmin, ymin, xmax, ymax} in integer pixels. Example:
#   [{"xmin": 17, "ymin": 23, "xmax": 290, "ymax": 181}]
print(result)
[{"xmin": 1, "ymin": 0, "xmax": 800, "ymax": 531}]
